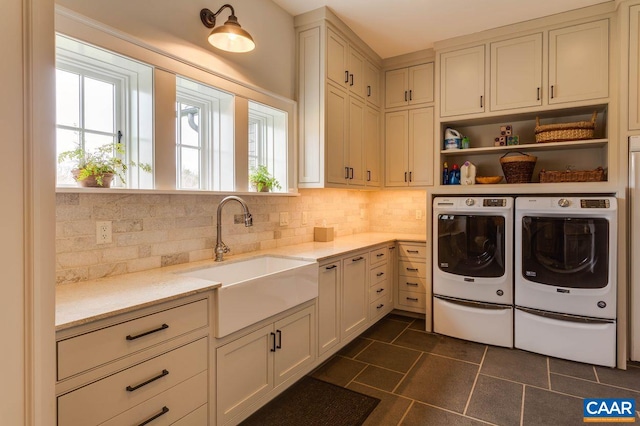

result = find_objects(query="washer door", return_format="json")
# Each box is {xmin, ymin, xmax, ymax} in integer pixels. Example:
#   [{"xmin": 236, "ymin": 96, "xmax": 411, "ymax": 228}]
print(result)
[{"xmin": 437, "ymin": 214, "xmax": 506, "ymax": 278}]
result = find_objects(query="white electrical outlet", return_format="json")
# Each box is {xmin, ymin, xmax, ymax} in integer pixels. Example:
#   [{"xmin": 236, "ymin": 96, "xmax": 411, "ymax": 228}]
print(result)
[
  {"xmin": 96, "ymin": 221, "xmax": 112, "ymax": 244},
  {"xmin": 302, "ymin": 211, "xmax": 308, "ymax": 225},
  {"xmin": 279, "ymin": 212, "xmax": 289, "ymax": 226},
  {"xmin": 416, "ymin": 210, "xmax": 423, "ymax": 220}
]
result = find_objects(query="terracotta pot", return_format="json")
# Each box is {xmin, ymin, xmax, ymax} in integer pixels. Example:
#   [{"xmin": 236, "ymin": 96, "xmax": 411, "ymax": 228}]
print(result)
[{"xmin": 72, "ymin": 169, "xmax": 114, "ymax": 188}]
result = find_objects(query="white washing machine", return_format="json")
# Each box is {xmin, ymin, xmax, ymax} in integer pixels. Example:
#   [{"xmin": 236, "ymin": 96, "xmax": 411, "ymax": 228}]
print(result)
[
  {"xmin": 515, "ymin": 196, "xmax": 617, "ymax": 366},
  {"xmin": 433, "ymin": 196, "xmax": 514, "ymax": 347}
]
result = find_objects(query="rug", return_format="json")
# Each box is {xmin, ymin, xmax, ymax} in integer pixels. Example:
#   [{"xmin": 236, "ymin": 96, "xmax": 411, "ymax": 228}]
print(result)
[{"xmin": 240, "ymin": 376, "xmax": 380, "ymax": 426}]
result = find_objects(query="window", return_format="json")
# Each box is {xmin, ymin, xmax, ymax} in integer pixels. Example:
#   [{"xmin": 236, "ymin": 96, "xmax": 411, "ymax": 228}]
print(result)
[
  {"xmin": 248, "ymin": 101, "xmax": 288, "ymax": 192},
  {"xmin": 55, "ymin": 35, "xmax": 153, "ymax": 188},
  {"xmin": 176, "ymin": 77, "xmax": 234, "ymax": 191}
]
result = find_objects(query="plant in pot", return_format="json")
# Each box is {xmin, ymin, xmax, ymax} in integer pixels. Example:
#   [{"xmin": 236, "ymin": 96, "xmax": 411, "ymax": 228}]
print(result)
[
  {"xmin": 58, "ymin": 142, "xmax": 151, "ymax": 188},
  {"xmin": 249, "ymin": 165, "xmax": 281, "ymax": 192}
]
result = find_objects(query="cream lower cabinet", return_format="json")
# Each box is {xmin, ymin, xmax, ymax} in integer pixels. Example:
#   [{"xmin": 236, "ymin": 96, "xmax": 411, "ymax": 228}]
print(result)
[
  {"xmin": 318, "ymin": 260, "xmax": 341, "ymax": 356},
  {"xmin": 341, "ymin": 251, "xmax": 369, "ymax": 340},
  {"xmin": 216, "ymin": 304, "xmax": 315, "ymax": 425},
  {"xmin": 385, "ymin": 107, "xmax": 434, "ymax": 187},
  {"xmin": 369, "ymin": 245, "xmax": 393, "ymax": 321},
  {"xmin": 395, "ymin": 242, "xmax": 428, "ymax": 314}
]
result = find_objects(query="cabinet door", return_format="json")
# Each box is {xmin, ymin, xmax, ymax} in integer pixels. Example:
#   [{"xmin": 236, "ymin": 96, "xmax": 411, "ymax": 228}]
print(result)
[
  {"xmin": 408, "ymin": 107, "xmax": 434, "ymax": 186},
  {"xmin": 384, "ymin": 110, "xmax": 409, "ymax": 187},
  {"xmin": 491, "ymin": 33, "xmax": 543, "ymax": 111},
  {"xmin": 349, "ymin": 47, "xmax": 366, "ymax": 99},
  {"xmin": 216, "ymin": 325, "xmax": 273, "ymax": 425},
  {"xmin": 326, "ymin": 84, "xmax": 348, "ymax": 185},
  {"xmin": 364, "ymin": 106, "xmax": 381, "ymax": 187},
  {"xmin": 274, "ymin": 306, "xmax": 315, "ymax": 387},
  {"xmin": 440, "ymin": 45, "xmax": 485, "ymax": 117},
  {"xmin": 341, "ymin": 253, "xmax": 368, "ymax": 340},
  {"xmin": 409, "ymin": 63, "xmax": 434, "ymax": 105},
  {"xmin": 318, "ymin": 261, "xmax": 341, "ymax": 355},
  {"xmin": 327, "ymin": 27, "xmax": 349, "ymax": 88},
  {"xmin": 348, "ymin": 97, "xmax": 366, "ymax": 186},
  {"xmin": 630, "ymin": 6, "xmax": 640, "ymax": 130},
  {"xmin": 385, "ymin": 68, "xmax": 409, "ymax": 109},
  {"xmin": 364, "ymin": 60, "xmax": 381, "ymax": 107},
  {"xmin": 549, "ymin": 20, "xmax": 608, "ymax": 104}
]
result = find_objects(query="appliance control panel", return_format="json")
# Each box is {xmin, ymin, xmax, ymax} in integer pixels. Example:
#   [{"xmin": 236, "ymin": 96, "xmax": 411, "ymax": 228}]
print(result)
[
  {"xmin": 580, "ymin": 199, "xmax": 610, "ymax": 209},
  {"xmin": 483, "ymin": 198, "xmax": 507, "ymax": 207}
]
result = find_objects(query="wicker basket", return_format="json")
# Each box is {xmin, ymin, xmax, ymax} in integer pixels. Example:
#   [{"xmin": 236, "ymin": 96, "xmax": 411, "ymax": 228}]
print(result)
[
  {"xmin": 500, "ymin": 151, "xmax": 537, "ymax": 183},
  {"xmin": 539, "ymin": 167, "xmax": 606, "ymax": 183},
  {"xmin": 535, "ymin": 111, "xmax": 597, "ymax": 143}
]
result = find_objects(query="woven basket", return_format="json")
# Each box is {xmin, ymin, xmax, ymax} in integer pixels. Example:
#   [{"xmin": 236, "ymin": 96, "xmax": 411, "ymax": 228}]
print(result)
[
  {"xmin": 500, "ymin": 152, "xmax": 537, "ymax": 183},
  {"xmin": 539, "ymin": 167, "xmax": 606, "ymax": 183},
  {"xmin": 535, "ymin": 111, "xmax": 597, "ymax": 143}
]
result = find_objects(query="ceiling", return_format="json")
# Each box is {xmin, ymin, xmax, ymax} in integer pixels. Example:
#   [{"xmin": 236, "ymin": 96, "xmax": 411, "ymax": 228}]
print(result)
[{"xmin": 271, "ymin": 0, "xmax": 612, "ymax": 59}]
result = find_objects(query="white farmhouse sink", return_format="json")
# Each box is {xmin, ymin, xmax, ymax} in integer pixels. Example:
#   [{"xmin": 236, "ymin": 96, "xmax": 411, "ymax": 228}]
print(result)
[{"xmin": 180, "ymin": 256, "xmax": 318, "ymax": 337}]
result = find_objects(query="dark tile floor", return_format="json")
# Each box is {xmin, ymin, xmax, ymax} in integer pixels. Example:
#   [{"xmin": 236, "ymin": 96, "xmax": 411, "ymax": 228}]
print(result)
[{"xmin": 310, "ymin": 314, "xmax": 640, "ymax": 425}]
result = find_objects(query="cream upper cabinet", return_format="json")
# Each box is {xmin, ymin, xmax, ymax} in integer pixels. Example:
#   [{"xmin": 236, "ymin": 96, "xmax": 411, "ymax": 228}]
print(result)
[
  {"xmin": 348, "ymin": 97, "xmax": 366, "ymax": 186},
  {"xmin": 548, "ymin": 19, "xmax": 609, "ymax": 105},
  {"xmin": 327, "ymin": 27, "xmax": 349, "ymax": 88},
  {"xmin": 440, "ymin": 45, "xmax": 486, "ymax": 117},
  {"xmin": 364, "ymin": 60, "xmax": 381, "ymax": 107},
  {"xmin": 385, "ymin": 63, "xmax": 434, "ymax": 109},
  {"xmin": 349, "ymin": 47, "xmax": 366, "ymax": 99},
  {"xmin": 385, "ymin": 107, "xmax": 434, "ymax": 187},
  {"xmin": 364, "ymin": 106, "xmax": 381, "ymax": 187},
  {"xmin": 630, "ymin": 6, "xmax": 640, "ymax": 130},
  {"xmin": 490, "ymin": 33, "xmax": 543, "ymax": 111},
  {"xmin": 326, "ymin": 84, "xmax": 349, "ymax": 186}
]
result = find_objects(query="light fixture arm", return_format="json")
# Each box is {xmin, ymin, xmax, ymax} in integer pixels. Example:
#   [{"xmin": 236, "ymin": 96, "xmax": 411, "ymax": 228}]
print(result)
[{"xmin": 200, "ymin": 4, "xmax": 236, "ymax": 29}]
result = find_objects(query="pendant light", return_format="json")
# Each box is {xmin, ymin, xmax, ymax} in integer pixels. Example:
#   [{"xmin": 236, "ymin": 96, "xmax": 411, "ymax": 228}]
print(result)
[{"xmin": 200, "ymin": 4, "xmax": 255, "ymax": 53}]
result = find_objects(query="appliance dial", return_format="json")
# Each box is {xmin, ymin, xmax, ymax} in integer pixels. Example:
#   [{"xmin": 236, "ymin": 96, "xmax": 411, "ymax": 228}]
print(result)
[
  {"xmin": 558, "ymin": 198, "xmax": 571, "ymax": 208},
  {"xmin": 496, "ymin": 290, "xmax": 504, "ymax": 296},
  {"xmin": 465, "ymin": 198, "xmax": 475, "ymax": 206},
  {"xmin": 597, "ymin": 301, "xmax": 607, "ymax": 309}
]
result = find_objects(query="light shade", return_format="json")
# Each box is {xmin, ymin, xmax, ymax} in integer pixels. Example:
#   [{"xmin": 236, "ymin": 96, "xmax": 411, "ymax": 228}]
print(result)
[{"xmin": 200, "ymin": 5, "xmax": 255, "ymax": 53}]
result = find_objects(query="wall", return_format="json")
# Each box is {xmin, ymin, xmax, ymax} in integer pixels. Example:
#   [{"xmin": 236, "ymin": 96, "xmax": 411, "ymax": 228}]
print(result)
[
  {"xmin": 55, "ymin": 0, "xmax": 296, "ymax": 99},
  {"xmin": 55, "ymin": 189, "xmax": 427, "ymax": 285}
]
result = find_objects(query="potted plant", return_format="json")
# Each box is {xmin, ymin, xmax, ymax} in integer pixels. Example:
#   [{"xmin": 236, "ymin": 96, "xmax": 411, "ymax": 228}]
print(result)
[
  {"xmin": 58, "ymin": 142, "xmax": 151, "ymax": 188},
  {"xmin": 249, "ymin": 165, "xmax": 281, "ymax": 192}
]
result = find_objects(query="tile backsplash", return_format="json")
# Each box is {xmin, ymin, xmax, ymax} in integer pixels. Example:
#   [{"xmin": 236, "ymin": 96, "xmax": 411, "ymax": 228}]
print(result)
[{"xmin": 55, "ymin": 189, "xmax": 427, "ymax": 285}]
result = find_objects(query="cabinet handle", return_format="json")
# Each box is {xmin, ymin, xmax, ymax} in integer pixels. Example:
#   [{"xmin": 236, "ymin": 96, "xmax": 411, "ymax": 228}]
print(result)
[
  {"xmin": 367, "ymin": 85, "xmax": 371, "ymax": 97},
  {"xmin": 377, "ymin": 304, "xmax": 384, "ymax": 309},
  {"xmin": 404, "ymin": 90, "xmax": 408, "ymax": 101},
  {"xmin": 352, "ymin": 256, "xmax": 364, "ymax": 262},
  {"xmin": 406, "ymin": 297, "xmax": 419, "ymax": 302},
  {"xmin": 276, "ymin": 329, "xmax": 282, "ymax": 349},
  {"xmin": 349, "ymin": 167, "xmax": 354, "ymax": 179},
  {"xmin": 345, "ymin": 70, "xmax": 349, "ymax": 83},
  {"xmin": 537, "ymin": 87, "xmax": 540, "ymax": 101},
  {"xmin": 406, "ymin": 282, "xmax": 419, "ymax": 287},
  {"xmin": 406, "ymin": 267, "xmax": 419, "ymax": 272},
  {"xmin": 126, "ymin": 369, "xmax": 169, "ymax": 392},
  {"xmin": 404, "ymin": 172, "xmax": 407, "ymax": 182},
  {"xmin": 126, "ymin": 323, "xmax": 169, "ymax": 341},
  {"xmin": 480, "ymin": 95, "xmax": 484, "ymax": 108},
  {"xmin": 137, "ymin": 406, "xmax": 169, "ymax": 426},
  {"xmin": 325, "ymin": 264, "xmax": 337, "ymax": 270},
  {"xmin": 376, "ymin": 253, "xmax": 384, "ymax": 258},
  {"xmin": 350, "ymin": 73, "xmax": 354, "ymax": 86},
  {"xmin": 409, "ymin": 89, "xmax": 413, "ymax": 101},
  {"xmin": 389, "ymin": 246, "xmax": 396, "ymax": 250},
  {"xmin": 367, "ymin": 170, "xmax": 371, "ymax": 181},
  {"xmin": 376, "ymin": 272, "xmax": 385, "ymax": 277},
  {"xmin": 409, "ymin": 171, "xmax": 412, "ymax": 182},
  {"xmin": 270, "ymin": 332, "xmax": 276, "ymax": 352},
  {"xmin": 376, "ymin": 288, "xmax": 384, "ymax": 293},
  {"xmin": 345, "ymin": 166, "xmax": 349, "ymax": 179},
  {"xmin": 407, "ymin": 250, "xmax": 419, "ymax": 254},
  {"xmin": 550, "ymin": 85, "xmax": 554, "ymax": 99}
]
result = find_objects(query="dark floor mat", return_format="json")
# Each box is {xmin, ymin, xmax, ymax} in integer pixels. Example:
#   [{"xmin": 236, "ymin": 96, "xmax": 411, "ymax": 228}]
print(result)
[{"xmin": 240, "ymin": 376, "xmax": 380, "ymax": 426}]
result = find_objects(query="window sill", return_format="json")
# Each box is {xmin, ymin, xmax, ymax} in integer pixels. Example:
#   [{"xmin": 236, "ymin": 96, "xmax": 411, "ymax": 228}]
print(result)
[{"xmin": 55, "ymin": 187, "xmax": 301, "ymax": 197}]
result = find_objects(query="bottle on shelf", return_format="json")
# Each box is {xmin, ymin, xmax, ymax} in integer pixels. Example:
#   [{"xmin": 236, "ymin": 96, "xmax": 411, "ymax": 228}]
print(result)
[
  {"xmin": 443, "ymin": 162, "xmax": 449, "ymax": 185},
  {"xmin": 448, "ymin": 163, "xmax": 461, "ymax": 185}
]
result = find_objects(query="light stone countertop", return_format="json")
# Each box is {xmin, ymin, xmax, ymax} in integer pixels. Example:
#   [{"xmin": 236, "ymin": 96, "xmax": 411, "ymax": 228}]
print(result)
[{"xmin": 55, "ymin": 232, "xmax": 425, "ymax": 331}]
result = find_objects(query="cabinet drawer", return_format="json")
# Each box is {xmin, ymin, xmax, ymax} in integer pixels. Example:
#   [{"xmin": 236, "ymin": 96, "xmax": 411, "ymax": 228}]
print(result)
[
  {"xmin": 369, "ymin": 247, "xmax": 388, "ymax": 266},
  {"xmin": 369, "ymin": 298, "xmax": 391, "ymax": 319},
  {"xmin": 399, "ymin": 260, "xmax": 426, "ymax": 278},
  {"xmin": 99, "ymin": 371, "xmax": 208, "ymax": 426},
  {"xmin": 58, "ymin": 338, "xmax": 208, "ymax": 426},
  {"xmin": 398, "ymin": 243, "xmax": 426, "ymax": 259},
  {"xmin": 369, "ymin": 279, "xmax": 390, "ymax": 302},
  {"xmin": 57, "ymin": 299, "xmax": 208, "ymax": 380},
  {"xmin": 173, "ymin": 404, "xmax": 208, "ymax": 425},
  {"xmin": 370, "ymin": 264, "xmax": 388, "ymax": 286},
  {"xmin": 398, "ymin": 275, "xmax": 427, "ymax": 292},
  {"xmin": 398, "ymin": 290, "xmax": 426, "ymax": 310}
]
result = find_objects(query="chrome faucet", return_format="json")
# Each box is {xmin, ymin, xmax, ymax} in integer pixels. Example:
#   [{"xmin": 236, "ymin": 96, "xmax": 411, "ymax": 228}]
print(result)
[{"xmin": 215, "ymin": 196, "xmax": 253, "ymax": 261}]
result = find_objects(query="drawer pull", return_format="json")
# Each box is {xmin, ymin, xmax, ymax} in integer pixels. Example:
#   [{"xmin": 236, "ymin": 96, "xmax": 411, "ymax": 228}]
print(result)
[
  {"xmin": 406, "ymin": 297, "xmax": 419, "ymax": 302},
  {"xmin": 376, "ymin": 253, "xmax": 384, "ymax": 258},
  {"xmin": 276, "ymin": 329, "xmax": 282, "ymax": 349},
  {"xmin": 352, "ymin": 256, "xmax": 364, "ymax": 262},
  {"xmin": 406, "ymin": 267, "xmax": 419, "ymax": 272},
  {"xmin": 270, "ymin": 332, "xmax": 276, "ymax": 352},
  {"xmin": 407, "ymin": 250, "xmax": 419, "ymax": 254},
  {"xmin": 137, "ymin": 406, "xmax": 169, "ymax": 426},
  {"xmin": 377, "ymin": 304, "xmax": 384, "ymax": 309},
  {"xmin": 325, "ymin": 265, "xmax": 337, "ymax": 270},
  {"xmin": 126, "ymin": 369, "xmax": 169, "ymax": 392},
  {"xmin": 376, "ymin": 288, "xmax": 384, "ymax": 293},
  {"xmin": 126, "ymin": 324, "xmax": 169, "ymax": 341},
  {"xmin": 406, "ymin": 282, "xmax": 419, "ymax": 286},
  {"xmin": 376, "ymin": 272, "xmax": 384, "ymax": 277}
]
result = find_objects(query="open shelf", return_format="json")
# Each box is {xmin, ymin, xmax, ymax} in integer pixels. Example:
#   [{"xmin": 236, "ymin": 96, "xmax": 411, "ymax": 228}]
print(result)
[{"xmin": 441, "ymin": 138, "xmax": 608, "ymax": 156}]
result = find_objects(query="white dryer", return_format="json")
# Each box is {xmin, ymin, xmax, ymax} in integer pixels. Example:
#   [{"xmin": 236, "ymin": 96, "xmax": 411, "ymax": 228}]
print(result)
[{"xmin": 433, "ymin": 197, "xmax": 514, "ymax": 347}]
